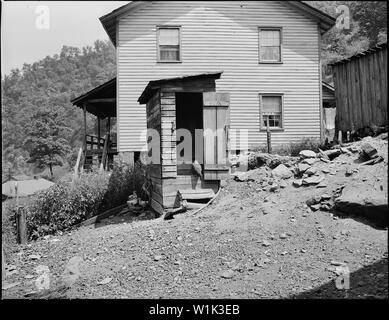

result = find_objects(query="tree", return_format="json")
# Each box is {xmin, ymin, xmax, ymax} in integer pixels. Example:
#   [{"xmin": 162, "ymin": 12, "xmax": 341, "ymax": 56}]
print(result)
[{"xmin": 24, "ymin": 106, "xmax": 72, "ymax": 178}]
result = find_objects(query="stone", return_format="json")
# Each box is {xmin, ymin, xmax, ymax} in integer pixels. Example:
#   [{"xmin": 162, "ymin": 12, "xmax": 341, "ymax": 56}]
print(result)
[
  {"xmin": 279, "ymin": 181, "xmax": 287, "ymax": 189},
  {"xmin": 310, "ymin": 204, "xmax": 320, "ymax": 211},
  {"xmin": 269, "ymin": 184, "xmax": 279, "ymax": 192},
  {"xmin": 302, "ymin": 176, "xmax": 324, "ymax": 185},
  {"xmin": 262, "ymin": 240, "xmax": 271, "ymax": 247},
  {"xmin": 220, "ymin": 269, "xmax": 234, "ymax": 279},
  {"xmin": 302, "ymin": 158, "xmax": 317, "ymax": 165},
  {"xmin": 320, "ymin": 158, "xmax": 331, "ymax": 163},
  {"xmin": 97, "ymin": 277, "xmax": 113, "ymax": 285},
  {"xmin": 293, "ymin": 179, "xmax": 303, "ymax": 187},
  {"xmin": 305, "ymin": 167, "xmax": 317, "ymax": 176},
  {"xmin": 360, "ymin": 143, "xmax": 378, "ymax": 160},
  {"xmin": 298, "ymin": 163, "xmax": 311, "ymax": 174},
  {"xmin": 321, "ymin": 168, "xmax": 330, "ymax": 174},
  {"xmin": 153, "ymin": 255, "xmax": 163, "ymax": 261},
  {"xmin": 316, "ymin": 180, "xmax": 328, "ymax": 188},
  {"xmin": 299, "ymin": 150, "xmax": 317, "ymax": 159},
  {"xmin": 334, "ymin": 183, "xmax": 388, "ymax": 227},
  {"xmin": 345, "ymin": 169, "xmax": 353, "ymax": 176},
  {"xmin": 271, "ymin": 164, "xmax": 293, "ymax": 179},
  {"xmin": 29, "ymin": 254, "xmax": 41, "ymax": 260},
  {"xmin": 321, "ymin": 194, "xmax": 331, "ymax": 201},
  {"xmin": 279, "ymin": 233, "xmax": 288, "ymax": 239}
]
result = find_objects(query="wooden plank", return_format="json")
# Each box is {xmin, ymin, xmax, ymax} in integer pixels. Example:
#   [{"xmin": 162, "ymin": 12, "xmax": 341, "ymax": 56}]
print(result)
[
  {"xmin": 203, "ymin": 92, "xmax": 230, "ymax": 106},
  {"xmin": 203, "ymin": 107, "xmax": 217, "ymax": 166},
  {"xmin": 216, "ymin": 106, "xmax": 228, "ymax": 165},
  {"xmin": 178, "ymin": 188, "xmax": 215, "ymax": 200},
  {"xmin": 150, "ymin": 198, "xmax": 164, "ymax": 215},
  {"xmin": 75, "ymin": 204, "xmax": 128, "ymax": 228}
]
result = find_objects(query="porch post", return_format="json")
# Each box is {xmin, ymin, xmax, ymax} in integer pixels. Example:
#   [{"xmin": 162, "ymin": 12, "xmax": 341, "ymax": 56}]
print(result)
[
  {"xmin": 97, "ymin": 116, "xmax": 101, "ymax": 149},
  {"xmin": 83, "ymin": 103, "xmax": 87, "ymax": 156}
]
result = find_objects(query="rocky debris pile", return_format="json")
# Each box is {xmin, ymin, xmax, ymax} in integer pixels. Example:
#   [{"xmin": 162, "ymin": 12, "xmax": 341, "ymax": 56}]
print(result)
[
  {"xmin": 334, "ymin": 182, "xmax": 388, "ymax": 228},
  {"xmin": 230, "ymin": 151, "xmax": 298, "ymax": 170}
]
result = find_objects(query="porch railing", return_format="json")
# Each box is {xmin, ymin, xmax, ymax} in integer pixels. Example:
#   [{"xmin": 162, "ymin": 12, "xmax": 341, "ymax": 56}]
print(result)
[{"xmin": 86, "ymin": 134, "xmax": 105, "ymax": 150}]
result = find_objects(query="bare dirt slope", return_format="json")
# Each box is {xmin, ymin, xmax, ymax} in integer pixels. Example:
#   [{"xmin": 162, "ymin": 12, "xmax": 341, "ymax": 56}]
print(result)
[{"xmin": 2, "ymin": 135, "xmax": 388, "ymax": 299}]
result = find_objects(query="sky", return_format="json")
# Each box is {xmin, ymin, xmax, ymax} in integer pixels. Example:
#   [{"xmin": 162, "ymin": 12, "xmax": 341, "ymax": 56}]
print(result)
[{"xmin": 1, "ymin": 1, "xmax": 128, "ymax": 76}]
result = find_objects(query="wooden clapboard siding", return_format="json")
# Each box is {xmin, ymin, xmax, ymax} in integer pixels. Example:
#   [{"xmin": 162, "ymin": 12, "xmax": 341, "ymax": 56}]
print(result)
[
  {"xmin": 117, "ymin": 0, "xmax": 321, "ymax": 151},
  {"xmin": 332, "ymin": 45, "xmax": 387, "ymax": 132}
]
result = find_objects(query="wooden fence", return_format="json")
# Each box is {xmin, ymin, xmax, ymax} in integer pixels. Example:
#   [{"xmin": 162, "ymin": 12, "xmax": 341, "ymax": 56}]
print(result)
[{"xmin": 332, "ymin": 43, "xmax": 387, "ymax": 132}]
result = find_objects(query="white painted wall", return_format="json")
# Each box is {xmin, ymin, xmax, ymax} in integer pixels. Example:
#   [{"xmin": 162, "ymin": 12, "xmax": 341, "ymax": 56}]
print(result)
[{"xmin": 117, "ymin": 1, "xmax": 321, "ymax": 151}]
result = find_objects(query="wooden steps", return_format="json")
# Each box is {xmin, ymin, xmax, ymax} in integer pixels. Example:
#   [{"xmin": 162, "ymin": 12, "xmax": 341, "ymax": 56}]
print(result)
[{"xmin": 177, "ymin": 188, "xmax": 215, "ymax": 202}]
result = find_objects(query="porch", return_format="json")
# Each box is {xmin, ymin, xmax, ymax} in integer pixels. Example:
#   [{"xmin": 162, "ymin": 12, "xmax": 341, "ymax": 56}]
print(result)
[{"xmin": 71, "ymin": 78, "xmax": 117, "ymax": 171}]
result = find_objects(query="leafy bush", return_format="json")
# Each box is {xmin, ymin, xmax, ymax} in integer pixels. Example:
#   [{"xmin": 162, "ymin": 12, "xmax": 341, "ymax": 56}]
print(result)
[{"xmin": 9, "ymin": 161, "xmax": 146, "ymax": 240}]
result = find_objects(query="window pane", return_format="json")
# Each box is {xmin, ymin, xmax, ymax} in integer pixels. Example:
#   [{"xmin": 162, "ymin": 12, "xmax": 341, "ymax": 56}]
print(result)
[
  {"xmin": 259, "ymin": 29, "xmax": 281, "ymax": 62},
  {"xmin": 160, "ymin": 47, "xmax": 180, "ymax": 61},
  {"xmin": 260, "ymin": 46, "xmax": 280, "ymax": 62},
  {"xmin": 261, "ymin": 30, "xmax": 280, "ymax": 46},
  {"xmin": 159, "ymin": 28, "xmax": 179, "ymax": 45},
  {"xmin": 262, "ymin": 96, "xmax": 281, "ymax": 113}
]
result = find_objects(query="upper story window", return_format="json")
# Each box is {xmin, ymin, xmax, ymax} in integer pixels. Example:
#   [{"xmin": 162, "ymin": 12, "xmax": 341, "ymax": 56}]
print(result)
[
  {"xmin": 157, "ymin": 26, "xmax": 181, "ymax": 62},
  {"xmin": 258, "ymin": 27, "xmax": 282, "ymax": 63},
  {"xmin": 259, "ymin": 94, "xmax": 284, "ymax": 130}
]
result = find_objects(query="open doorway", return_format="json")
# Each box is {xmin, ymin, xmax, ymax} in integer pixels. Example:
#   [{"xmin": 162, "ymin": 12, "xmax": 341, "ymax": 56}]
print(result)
[{"xmin": 175, "ymin": 92, "xmax": 203, "ymax": 175}]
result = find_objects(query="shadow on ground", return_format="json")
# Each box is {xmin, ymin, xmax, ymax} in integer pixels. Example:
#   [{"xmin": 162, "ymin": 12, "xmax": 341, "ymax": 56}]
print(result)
[
  {"xmin": 92, "ymin": 207, "xmax": 159, "ymax": 229},
  {"xmin": 330, "ymin": 209, "xmax": 388, "ymax": 230},
  {"xmin": 290, "ymin": 258, "xmax": 388, "ymax": 299}
]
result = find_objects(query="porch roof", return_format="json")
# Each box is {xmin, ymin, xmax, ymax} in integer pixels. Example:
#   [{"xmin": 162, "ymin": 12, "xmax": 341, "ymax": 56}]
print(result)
[
  {"xmin": 71, "ymin": 78, "xmax": 116, "ymax": 119},
  {"xmin": 138, "ymin": 71, "xmax": 223, "ymax": 104}
]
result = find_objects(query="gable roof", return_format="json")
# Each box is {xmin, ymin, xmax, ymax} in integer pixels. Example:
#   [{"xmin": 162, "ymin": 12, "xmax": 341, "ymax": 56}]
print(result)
[
  {"xmin": 138, "ymin": 71, "xmax": 223, "ymax": 104},
  {"xmin": 71, "ymin": 78, "xmax": 116, "ymax": 118},
  {"xmin": 100, "ymin": 1, "xmax": 335, "ymax": 46}
]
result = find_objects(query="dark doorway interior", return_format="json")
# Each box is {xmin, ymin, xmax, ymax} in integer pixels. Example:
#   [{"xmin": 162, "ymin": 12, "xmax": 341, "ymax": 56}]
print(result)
[{"xmin": 175, "ymin": 92, "xmax": 203, "ymax": 175}]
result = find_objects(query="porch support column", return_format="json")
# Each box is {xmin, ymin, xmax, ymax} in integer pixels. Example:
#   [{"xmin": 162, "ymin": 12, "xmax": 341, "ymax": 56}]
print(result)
[
  {"xmin": 97, "ymin": 115, "xmax": 101, "ymax": 149},
  {"xmin": 83, "ymin": 103, "xmax": 87, "ymax": 153}
]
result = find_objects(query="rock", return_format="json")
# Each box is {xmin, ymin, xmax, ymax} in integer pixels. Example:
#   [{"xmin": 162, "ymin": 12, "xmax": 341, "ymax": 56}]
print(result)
[
  {"xmin": 299, "ymin": 150, "xmax": 317, "ymax": 159},
  {"xmin": 316, "ymin": 180, "xmax": 328, "ymax": 188},
  {"xmin": 29, "ymin": 254, "xmax": 41, "ymax": 260},
  {"xmin": 153, "ymin": 255, "xmax": 163, "ymax": 261},
  {"xmin": 298, "ymin": 163, "xmax": 311, "ymax": 174},
  {"xmin": 271, "ymin": 164, "xmax": 293, "ymax": 179},
  {"xmin": 321, "ymin": 168, "xmax": 330, "ymax": 174},
  {"xmin": 220, "ymin": 269, "xmax": 234, "ymax": 279},
  {"xmin": 334, "ymin": 183, "xmax": 388, "ymax": 227},
  {"xmin": 345, "ymin": 169, "xmax": 353, "ymax": 176},
  {"xmin": 234, "ymin": 172, "xmax": 249, "ymax": 182},
  {"xmin": 262, "ymin": 240, "xmax": 271, "ymax": 247},
  {"xmin": 293, "ymin": 179, "xmax": 303, "ymax": 187},
  {"xmin": 320, "ymin": 157, "xmax": 331, "ymax": 163},
  {"xmin": 306, "ymin": 195, "xmax": 322, "ymax": 206},
  {"xmin": 279, "ymin": 233, "xmax": 287, "ymax": 239},
  {"xmin": 321, "ymin": 194, "xmax": 331, "ymax": 201},
  {"xmin": 302, "ymin": 158, "xmax": 317, "ymax": 165},
  {"xmin": 61, "ymin": 256, "xmax": 83, "ymax": 288},
  {"xmin": 310, "ymin": 204, "xmax": 320, "ymax": 211},
  {"xmin": 97, "ymin": 277, "xmax": 113, "ymax": 285},
  {"xmin": 279, "ymin": 181, "xmax": 287, "ymax": 189},
  {"xmin": 301, "ymin": 249, "xmax": 307, "ymax": 253},
  {"xmin": 330, "ymin": 260, "xmax": 345, "ymax": 266},
  {"xmin": 2, "ymin": 282, "xmax": 21, "ymax": 290},
  {"xmin": 302, "ymin": 176, "xmax": 324, "ymax": 185},
  {"xmin": 360, "ymin": 143, "xmax": 378, "ymax": 160},
  {"xmin": 305, "ymin": 167, "xmax": 317, "ymax": 176},
  {"xmin": 24, "ymin": 274, "xmax": 35, "ymax": 279},
  {"xmin": 269, "ymin": 184, "xmax": 279, "ymax": 192}
]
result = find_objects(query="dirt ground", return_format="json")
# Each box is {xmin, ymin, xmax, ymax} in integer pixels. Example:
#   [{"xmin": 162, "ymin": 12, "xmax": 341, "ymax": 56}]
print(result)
[{"xmin": 2, "ymin": 135, "xmax": 388, "ymax": 299}]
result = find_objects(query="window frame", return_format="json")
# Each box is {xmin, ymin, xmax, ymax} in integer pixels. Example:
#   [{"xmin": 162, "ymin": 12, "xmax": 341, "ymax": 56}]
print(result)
[
  {"xmin": 259, "ymin": 93, "xmax": 285, "ymax": 131},
  {"xmin": 258, "ymin": 27, "xmax": 283, "ymax": 64},
  {"xmin": 156, "ymin": 25, "xmax": 182, "ymax": 63}
]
